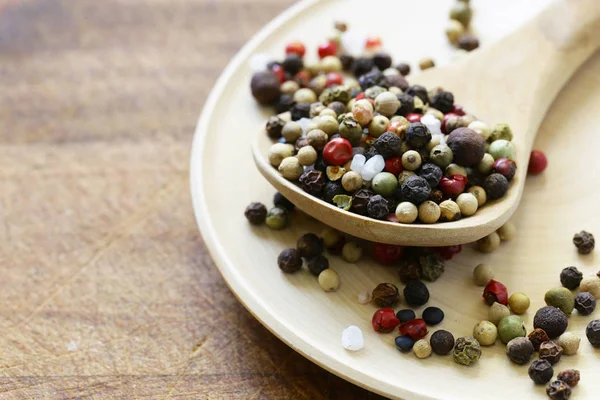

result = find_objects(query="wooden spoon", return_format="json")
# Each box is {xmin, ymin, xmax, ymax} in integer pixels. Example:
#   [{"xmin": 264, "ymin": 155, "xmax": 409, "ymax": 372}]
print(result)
[{"xmin": 253, "ymin": 0, "xmax": 600, "ymax": 246}]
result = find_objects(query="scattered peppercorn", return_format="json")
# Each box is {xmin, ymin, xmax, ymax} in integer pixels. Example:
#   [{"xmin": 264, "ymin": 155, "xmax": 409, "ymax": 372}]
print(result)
[
  {"xmin": 431, "ymin": 330, "xmax": 455, "ymax": 355},
  {"xmin": 277, "ymin": 248, "xmax": 302, "ymax": 273},
  {"xmin": 273, "ymin": 192, "xmax": 295, "ymax": 211},
  {"xmin": 586, "ymin": 319, "xmax": 600, "ymax": 347},
  {"xmin": 506, "ymin": 337, "xmax": 534, "ymax": 365},
  {"xmin": 372, "ymin": 308, "xmax": 400, "ymax": 333},
  {"xmin": 307, "ymin": 254, "xmax": 329, "ymax": 277},
  {"xmin": 453, "ymin": 337, "xmax": 481, "ymax": 366},
  {"xmin": 297, "ymin": 233, "xmax": 324, "ymax": 259},
  {"xmin": 418, "ymin": 58, "xmax": 435, "ymax": 71},
  {"xmin": 422, "ymin": 307, "xmax": 444, "ymax": 326},
  {"xmin": 573, "ymin": 230, "xmax": 594, "ymax": 254},
  {"xmin": 539, "ymin": 341, "xmax": 563, "ymax": 365},
  {"xmin": 478, "ymin": 231, "xmax": 501, "ymax": 253},
  {"xmin": 318, "ymin": 268, "xmax": 340, "ymax": 292},
  {"xmin": 458, "ymin": 34, "xmax": 479, "ymax": 51},
  {"xmin": 404, "ymin": 280, "xmax": 430, "ymax": 307},
  {"xmin": 265, "ymin": 207, "xmax": 289, "ymax": 230},
  {"xmin": 473, "ymin": 263, "xmax": 494, "ymax": 286},
  {"xmin": 528, "ymin": 150, "xmax": 547, "ymax": 174},
  {"xmin": 546, "ymin": 380, "xmax": 571, "ymax": 400},
  {"xmin": 545, "ymin": 287, "xmax": 575, "ymax": 315},
  {"xmin": 251, "ymin": 71, "xmax": 281, "ymax": 105},
  {"xmin": 473, "ymin": 320, "xmax": 498, "ymax": 346},
  {"xmin": 574, "ymin": 292, "xmax": 596, "ymax": 315},
  {"xmin": 398, "ymin": 259, "xmax": 422, "ymax": 283},
  {"xmin": 418, "ymin": 254, "xmax": 445, "ymax": 282},
  {"xmin": 399, "ymin": 318, "xmax": 428, "ymax": 340},
  {"xmin": 396, "ymin": 309, "xmax": 416, "ymax": 323},
  {"xmin": 560, "ymin": 266, "xmax": 582, "ymax": 290},
  {"xmin": 488, "ymin": 302, "xmax": 510, "ymax": 326},
  {"xmin": 483, "ymin": 279, "xmax": 508, "ymax": 305},
  {"xmin": 580, "ymin": 276, "xmax": 600, "ymax": 298},
  {"xmin": 341, "ymin": 241, "xmax": 363, "ymax": 263},
  {"xmin": 529, "ymin": 328, "xmax": 550, "ymax": 351},
  {"xmin": 498, "ymin": 315, "xmax": 526, "ymax": 344},
  {"xmin": 507, "ymin": 292, "xmax": 530, "ymax": 314},
  {"xmin": 534, "ymin": 306, "xmax": 569, "ymax": 339},
  {"xmin": 372, "ymin": 283, "xmax": 400, "ymax": 307},
  {"xmin": 413, "ymin": 339, "xmax": 432, "ymax": 359},
  {"xmin": 245, "ymin": 202, "xmax": 267, "ymax": 225},
  {"xmin": 557, "ymin": 370, "xmax": 580, "ymax": 388},
  {"xmin": 557, "ymin": 332, "xmax": 580, "ymax": 355},
  {"xmin": 395, "ymin": 335, "xmax": 415, "ymax": 352},
  {"xmin": 529, "ymin": 360, "xmax": 554, "ymax": 385}
]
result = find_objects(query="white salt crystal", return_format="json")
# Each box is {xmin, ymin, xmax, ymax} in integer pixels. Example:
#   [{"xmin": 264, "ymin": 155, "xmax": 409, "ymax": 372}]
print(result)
[
  {"xmin": 361, "ymin": 155, "xmax": 384, "ymax": 181},
  {"xmin": 298, "ymin": 118, "xmax": 312, "ymax": 135},
  {"xmin": 342, "ymin": 326, "xmax": 364, "ymax": 351},
  {"xmin": 350, "ymin": 154, "xmax": 366, "ymax": 173},
  {"xmin": 249, "ymin": 53, "xmax": 271, "ymax": 72},
  {"xmin": 357, "ymin": 290, "xmax": 372, "ymax": 304}
]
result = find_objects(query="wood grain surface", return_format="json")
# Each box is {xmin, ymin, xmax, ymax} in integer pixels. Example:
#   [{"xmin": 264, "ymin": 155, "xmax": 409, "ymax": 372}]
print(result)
[{"xmin": 0, "ymin": 0, "xmax": 384, "ymax": 398}]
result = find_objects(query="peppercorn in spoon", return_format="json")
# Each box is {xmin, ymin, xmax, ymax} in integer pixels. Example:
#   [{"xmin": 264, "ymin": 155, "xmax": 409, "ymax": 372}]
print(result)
[{"xmin": 252, "ymin": 0, "xmax": 600, "ymax": 246}]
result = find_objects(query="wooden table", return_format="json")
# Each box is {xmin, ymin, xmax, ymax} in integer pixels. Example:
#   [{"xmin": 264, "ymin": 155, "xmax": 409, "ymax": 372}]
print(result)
[{"xmin": 0, "ymin": 0, "xmax": 385, "ymax": 398}]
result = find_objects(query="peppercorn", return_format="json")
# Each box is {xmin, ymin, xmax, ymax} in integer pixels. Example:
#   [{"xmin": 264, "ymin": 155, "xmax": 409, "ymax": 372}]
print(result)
[
  {"xmin": 404, "ymin": 280, "xmax": 430, "ymax": 307},
  {"xmin": 573, "ymin": 231, "xmax": 594, "ymax": 254},
  {"xmin": 534, "ymin": 306, "xmax": 569, "ymax": 339},
  {"xmin": 427, "ymin": 189, "xmax": 443, "ymax": 204},
  {"xmin": 372, "ymin": 308, "xmax": 400, "ymax": 333},
  {"xmin": 435, "ymin": 245, "xmax": 463, "ymax": 261},
  {"xmin": 338, "ymin": 53, "xmax": 354, "ymax": 71},
  {"xmin": 449, "ymin": 1, "xmax": 472, "ymax": 27},
  {"xmin": 491, "ymin": 158, "xmax": 517, "ymax": 182},
  {"xmin": 498, "ymin": 315, "xmax": 527, "ymax": 344},
  {"xmin": 472, "ymin": 264, "xmax": 493, "ymax": 286},
  {"xmin": 488, "ymin": 139, "xmax": 515, "ymax": 160},
  {"xmin": 422, "ymin": 307, "xmax": 444, "ymax": 326},
  {"xmin": 299, "ymin": 170, "xmax": 326, "ymax": 197},
  {"xmin": 316, "ymin": 115, "xmax": 339, "ymax": 135},
  {"xmin": 458, "ymin": 34, "xmax": 479, "ymax": 51},
  {"xmin": 484, "ymin": 173, "xmax": 509, "ymax": 200},
  {"xmin": 245, "ymin": 202, "xmax": 267, "ymax": 225},
  {"xmin": 483, "ymin": 280, "xmax": 508, "ymax": 305},
  {"xmin": 398, "ymin": 259, "xmax": 422, "ymax": 283},
  {"xmin": 307, "ymin": 254, "xmax": 329, "ymax": 277},
  {"xmin": 580, "ymin": 276, "xmax": 600, "ymax": 298},
  {"xmin": 405, "ymin": 123, "xmax": 432, "ymax": 149},
  {"xmin": 455, "ymin": 193, "xmax": 478, "ymax": 216},
  {"xmin": 401, "ymin": 176, "xmax": 431, "ymax": 205},
  {"xmin": 401, "ymin": 150, "xmax": 421, "ymax": 172},
  {"xmin": 278, "ymin": 248, "xmax": 302, "ymax": 273},
  {"xmin": 265, "ymin": 116, "xmax": 286, "ymax": 139},
  {"xmin": 468, "ymin": 120, "xmax": 491, "ymax": 140},
  {"xmin": 296, "ymin": 144, "xmax": 318, "ymax": 167},
  {"xmin": 322, "ymin": 181, "xmax": 344, "ymax": 204},
  {"xmin": 268, "ymin": 143, "xmax": 295, "ymax": 168},
  {"xmin": 430, "ymin": 144, "xmax": 454, "ymax": 169},
  {"xmin": 557, "ymin": 370, "xmax": 580, "ymax": 387},
  {"xmin": 266, "ymin": 207, "xmax": 289, "ymax": 230},
  {"xmin": 290, "ymin": 102, "xmax": 311, "ymax": 121},
  {"xmin": 529, "ymin": 150, "xmax": 548, "ymax": 174},
  {"xmin": 370, "ymin": 51, "xmax": 390, "ymax": 71},
  {"xmin": 574, "ymin": 292, "xmax": 596, "ymax": 316},
  {"xmin": 419, "ymin": 58, "xmax": 435, "ymax": 71},
  {"xmin": 399, "ymin": 319, "xmax": 428, "ymax": 340},
  {"xmin": 529, "ymin": 328, "xmax": 551, "ymax": 351},
  {"xmin": 371, "ymin": 283, "xmax": 399, "ymax": 307},
  {"xmin": 506, "ymin": 292, "xmax": 529, "ymax": 315},
  {"xmin": 429, "ymin": 330, "xmax": 454, "ymax": 355},
  {"xmin": 419, "ymin": 254, "xmax": 445, "ymax": 282},
  {"xmin": 282, "ymin": 54, "xmax": 304, "ymax": 75},
  {"xmin": 445, "ymin": 19, "xmax": 465, "ymax": 44},
  {"xmin": 559, "ymin": 266, "xmax": 582, "ymax": 290},
  {"xmin": 539, "ymin": 341, "xmax": 563, "ymax": 365},
  {"xmin": 273, "ymin": 192, "xmax": 295, "ymax": 212},
  {"xmin": 413, "ymin": 339, "xmax": 432, "ymax": 359},
  {"xmin": 586, "ymin": 319, "xmax": 600, "ymax": 347},
  {"xmin": 395, "ymin": 335, "xmax": 415, "ymax": 352},
  {"xmin": 417, "ymin": 163, "xmax": 442, "ymax": 188},
  {"xmin": 306, "ymin": 129, "xmax": 328, "ymax": 151},
  {"xmin": 545, "ymin": 287, "xmax": 575, "ymax": 315},
  {"xmin": 358, "ymin": 71, "xmax": 386, "ymax": 91},
  {"xmin": 281, "ymin": 80, "xmax": 300, "ymax": 95},
  {"xmin": 350, "ymin": 56, "xmax": 372, "ymax": 77},
  {"xmin": 395, "ymin": 62, "xmax": 410, "ymax": 76},
  {"xmin": 473, "ymin": 320, "xmax": 498, "ymax": 346},
  {"xmin": 467, "ymin": 186, "xmax": 487, "ymax": 207},
  {"xmin": 371, "ymin": 133, "xmax": 400, "ymax": 160},
  {"xmin": 394, "ymin": 94, "xmax": 414, "ymax": 117},
  {"xmin": 396, "ymin": 309, "xmax": 416, "ymax": 323},
  {"xmin": 342, "ymin": 241, "xmax": 362, "ymax": 263},
  {"xmin": 279, "ymin": 156, "xmax": 304, "ymax": 180},
  {"xmin": 374, "ymin": 92, "xmax": 400, "ymax": 118},
  {"xmin": 557, "ymin": 332, "xmax": 580, "ymax": 355},
  {"xmin": 332, "ymin": 194, "xmax": 352, "ymax": 210},
  {"xmin": 318, "ymin": 268, "xmax": 340, "ymax": 292},
  {"xmin": 445, "ymin": 127, "xmax": 486, "ymax": 167},
  {"xmin": 453, "ymin": 337, "xmax": 481, "ymax": 366},
  {"xmin": 445, "ymin": 163, "xmax": 467, "ymax": 177},
  {"xmin": 338, "ymin": 116, "xmax": 363, "ymax": 146},
  {"xmin": 529, "ymin": 360, "xmax": 554, "ymax": 385},
  {"xmin": 489, "ymin": 302, "xmax": 510, "ymax": 326},
  {"xmin": 386, "ymin": 74, "xmax": 409, "ymax": 91},
  {"xmin": 546, "ymin": 380, "xmax": 571, "ymax": 400},
  {"xmin": 296, "ymin": 233, "xmax": 323, "ymax": 259},
  {"xmin": 506, "ymin": 337, "xmax": 534, "ymax": 365},
  {"xmin": 367, "ymin": 195, "xmax": 389, "ymax": 220},
  {"xmin": 251, "ymin": 71, "xmax": 281, "ymax": 105}
]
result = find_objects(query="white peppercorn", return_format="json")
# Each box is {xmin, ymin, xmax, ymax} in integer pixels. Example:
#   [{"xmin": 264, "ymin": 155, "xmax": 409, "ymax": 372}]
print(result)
[
  {"xmin": 468, "ymin": 120, "xmax": 491, "ymax": 141},
  {"xmin": 368, "ymin": 115, "xmax": 390, "ymax": 138},
  {"xmin": 318, "ymin": 268, "xmax": 340, "ymax": 292},
  {"xmin": 557, "ymin": 332, "xmax": 581, "ymax": 355},
  {"xmin": 402, "ymin": 150, "xmax": 422, "ymax": 171},
  {"xmin": 268, "ymin": 143, "xmax": 295, "ymax": 167},
  {"xmin": 342, "ymin": 171, "xmax": 363, "ymax": 192},
  {"xmin": 342, "ymin": 241, "xmax": 362, "ymax": 263},
  {"xmin": 297, "ymin": 145, "xmax": 317, "ymax": 166},
  {"xmin": 319, "ymin": 108, "xmax": 337, "ymax": 118},
  {"xmin": 439, "ymin": 200, "xmax": 461, "ymax": 222},
  {"xmin": 426, "ymin": 134, "xmax": 442, "ymax": 152},
  {"xmin": 489, "ymin": 302, "xmax": 511, "ymax": 326},
  {"xmin": 282, "ymin": 121, "xmax": 303, "ymax": 143},
  {"xmin": 278, "ymin": 156, "xmax": 304, "ymax": 180},
  {"xmin": 456, "ymin": 193, "xmax": 478, "ymax": 216},
  {"xmin": 413, "ymin": 339, "xmax": 432, "ymax": 359},
  {"xmin": 293, "ymin": 88, "xmax": 317, "ymax": 104},
  {"xmin": 445, "ymin": 19, "xmax": 465, "ymax": 44},
  {"xmin": 396, "ymin": 202, "xmax": 418, "ymax": 224},
  {"xmin": 445, "ymin": 163, "xmax": 467, "ymax": 177},
  {"xmin": 467, "ymin": 186, "xmax": 487, "ymax": 206},
  {"xmin": 418, "ymin": 201, "xmax": 441, "ymax": 224},
  {"xmin": 497, "ymin": 221, "xmax": 516, "ymax": 241},
  {"xmin": 306, "ymin": 129, "xmax": 328, "ymax": 151},
  {"xmin": 315, "ymin": 115, "xmax": 339, "ymax": 136},
  {"xmin": 320, "ymin": 55, "xmax": 342, "ymax": 73},
  {"xmin": 473, "ymin": 264, "xmax": 494, "ymax": 286},
  {"xmin": 374, "ymin": 92, "xmax": 401, "ymax": 117},
  {"xmin": 477, "ymin": 153, "xmax": 495, "ymax": 174},
  {"xmin": 473, "ymin": 320, "xmax": 498, "ymax": 346},
  {"xmin": 281, "ymin": 80, "xmax": 300, "ymax": 95},
  {"xmin": 579, "ymin": 276, "xmax": 600, "ymax": 298},
  {"xmin": 478, "ymin": 232, "xmax": 501, "ymax": 253}
]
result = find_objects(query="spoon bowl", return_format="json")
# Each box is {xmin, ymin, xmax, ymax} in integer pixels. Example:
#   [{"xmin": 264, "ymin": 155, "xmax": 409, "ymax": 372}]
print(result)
[{"xmin": 253, "ymin": 0, "xmax": 600, "ymax": 246}]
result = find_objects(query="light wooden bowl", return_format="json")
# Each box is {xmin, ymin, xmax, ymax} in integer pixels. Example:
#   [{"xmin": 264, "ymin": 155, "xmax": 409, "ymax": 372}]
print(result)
[{"xmin": 191, "ymin": 0, "xmax": 600, "ymax": 398}]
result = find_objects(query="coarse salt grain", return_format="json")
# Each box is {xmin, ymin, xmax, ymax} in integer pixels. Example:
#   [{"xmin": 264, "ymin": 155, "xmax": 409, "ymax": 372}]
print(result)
[
  {"xmin": 361, "ymin": 154, "xmax": 385, "ymax": 181},
  {"xmin": 298, "ymin": 117, "xmax": 312, "ymax": 135},
  {"xmin": 342, "ymin": 325, "xmax": 364, "ymax": 351},
  {"xmin": 350, "ymin": 154, "xmax": 366, "ymax": 173}
]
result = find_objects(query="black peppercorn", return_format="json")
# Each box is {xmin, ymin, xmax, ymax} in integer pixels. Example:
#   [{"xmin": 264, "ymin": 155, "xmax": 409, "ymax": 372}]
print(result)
[
  {"xmin": 560, "ymin": 266, "xmax": 582, "ymax": 289},
  {"xmin": 307, "ymin": 254, "xmax": 329, "ymax": 276},
  {"xmin": 557, "ymin": 370, "xmax": 580, "ymax": 387},
  {"xmin": 290, "ymin": 102, "xmax": 311, "ymax": 121},
  {"xmin": 352, "ymin": 57, "xmax": 375, "ymax": 78},
  {"xmin": 322, "ymin": 181, "xmax": 344, "ymax": 204},
  {"xmin": 404, "ymin": 280, "xmax": 430, "ymax": 306},
  {"xmin": 364, "ymin": 146, "xmax": 380, "ymax": 160},
  {"xmin": 586, "ymin": 319, "xmax": 600, "ymax": 347},
  {"xmin": 297, "ymin": 233, "xmax": 324, "ymax": 259},
  {"xmin": 358, "ymin": 70, "xmax": 387, "ymax": 90},
  {"xmin": 244, "ymin": 202, "xmax": 267, "ymax": 225},
  {"xmin": 539, "ymin": 341, "xmax": 563, "ymax": 365},
  {"xmin": 273, "ymin": 192, "xmax": 295, "ymax": 211},
  {"xmin": 405, "ymin": 85, "xmax": 429, "ymax": 104},
  {"xmin": 573, "ymin": 230, "xmax": 594, "ymax": 254},
  {"xmin": 251, "ymin": 71, "xmax": 281, "ymax": 105},
  {"xmin": 528, "ymin": 360, "xmax": 554, "ymax": 385},
  {"xmin": 313, "ymin": 156, "xmax": 328, "ymax": 174},
  {"xmin": 372, "ymin": 283, "xmax": 400, "ymax": 307},
  {"xmin": 458, "ymin": 34, "xmax": 480, "ymax": 51},
  {"xmin": 277, "ymin": 248, "xmax": 302, "ymax": 273},
  {"xmin": 401, "ymin": 176, "xmax": 431, "ymax": 205},
  {"xmin": 418, "ymin": 163, "xmax": 443, "ymax": 188},
  {"xmin": 367, "ymin": 195, "xmax": 390, "ymax": 220},
  {"xmin": 546, "ymin": 380, "xmax": 571, "ymax": 400},
  {"xmin": 528, "ymin": 328, "xmax": 550, "ymax": 351},
  {"xmin": 282, "ymin": 54, "xmax": 304, "ymax": 75},
  {"xmin": 299, "ymin": 170, "xmax": 326, "ymax": 197},
  {"xmin": 405, "ymin": 122, "xmax": 432, "ymax": 148},
  {"xmin": 385, "ymin": 75, "xmax": 409, "ymax": 91},
  {"xmin": 396, "ymin": 309, "xmax": 416, "ymax": 323},
  {"xmin": 446, "ymin": 127, "xmax": 486, "ymax": 166},
  {"xmin": 506, "ymin": 337, "xmax": 534, "ymax": 365},
  {"xmin": 430, "ymin": 330, "xmax": 455, "ymax": 355},
  {"xmin": 398, "ymin": 258, "xmax": 422, "ymax": 283},
  {"xmin": 431, "ymin": 90, "xmax": 454, "ymax": 114},
  {"xmin": 385, "ymin": 197, "xmax": 398, "ymax": 214},
  {"xmin": 574, "ymin": 292, "xmax": 596, "ymax": 315},
  {"xmin": 395, "ymin": 62, "xmax": 411, "ymax": 76},
  {"xmin": 339, "ymin": 54, "xmax": 354, "ymax": 71},
  {"xmin": 395, "ymin": 93, "xmax": 415, "ymax": 116},
  {"xmin": 428, "ymin": 189, "xmax": 444, "ymax": 204},
  {"xmin": 534, "ymin": 306, "xmax": 568, "ymax": 339},
  {"xmin": 351, "ymin": 189, "xmax": 373, "ymax": 215},
  {"xmin": 274, "ymin": 93, "xmax": 295, "ymax": 114},
  {"xmin": 328, "ymin": 101, "xmax": 346, "ymax": 116},
  {"xmin": 484, "ymin": 173, "xmax": 509, "ymax": 200},
  {"xmin": 422, "ymin": 307, "xmax": 444, "ymax": 326},
  {"xmin": 373, "ymin": 52, "xmax": 392, "ymax": 70},
  {"xmin": 373, "ymin": 132, "xmax": 402, "ymax": 159},
  {"xmin": 266, "ymin": 61, "xmax": 280, "ymax": 70},
  {"xmin": 266, "ymin": 116, "xmax": 286, "ymax": 139}
]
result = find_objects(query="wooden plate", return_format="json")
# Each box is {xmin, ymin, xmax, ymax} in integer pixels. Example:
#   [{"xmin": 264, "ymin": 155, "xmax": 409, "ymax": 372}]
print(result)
[{"xmin": 190, "ymin": 0, "xmax": 600, "ymax": 398}]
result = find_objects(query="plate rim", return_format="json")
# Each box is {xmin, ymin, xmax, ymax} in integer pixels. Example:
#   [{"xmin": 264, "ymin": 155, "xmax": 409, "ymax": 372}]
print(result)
[{"xmin": 189, "ymin": 0, "xmax": 425, "ymax": 398}]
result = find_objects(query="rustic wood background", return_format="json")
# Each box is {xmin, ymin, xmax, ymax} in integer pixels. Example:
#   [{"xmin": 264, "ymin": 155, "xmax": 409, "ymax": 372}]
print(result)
[{"xmin": 0, "ymin": 0, "xmax": 386, "ymax": 398}]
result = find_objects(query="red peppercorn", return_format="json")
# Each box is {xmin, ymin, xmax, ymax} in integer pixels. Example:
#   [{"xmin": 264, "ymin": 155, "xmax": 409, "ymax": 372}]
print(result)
[
  {"xmin": 384, "ymin": 157, "xmax": 404, "ymax": 175},
  {"xmin": 372, "ymin": 308, "xmax": 400, "ymax": 333},
  {"xmin": 387, "ymin": 120, "xmax": 408, "ymax": 138},
  {"xmin": 270, "ymin": 64, "xmax": 285, "ymax": 83},
  {"xmin": 285, "ymin": 41, "xmax": 306, "ymax": 57},
  {"xmin": 355, "ymin": 92, "xmax": 365, "ymax": 100},
  {"xmin": 483, "ymin": 280, "xmax": 508, "ymax": 305},
  {"xmin": 325, "ymin": 72, "xmax": 344, "ymax": 87},
  {"xmin": 292, "ymin": 70, "xmax": 311, "ymax": 88},
  {"xmin": 442, "ymin": 113, "xmax": 457, "ymax": 134},
  {"xmin": 318, "ymin": 40, "xmax": 337, "ymax": 59},
  {"xmin": 373, "ymin": 243, "xmax": 404, "ymax": 265},
  {"xmin": 323, "ymin": 137, "xmax": 353, "ymax": 166},
  {"xmin": 406, "ymin": 113, "xmax": 422, "ymax": 123},
  {"xmin": 365, "ymin": 36, "xmax": 382, "ymax": 50},
  {"xmin": 451, "ymin": 105, "xmax": 466, "ymax": 116},
  {"xmin": 528, "ymin": 150, "xmax": 547, "ymax": 175},
  {"xmin": 399, "ymin": 319, "xmax": 428, "ymax": 340},
  {"xmin": 439, "ymin": 175, "xmax": 468, "ymax": 197},
  {"xmin": 493, "ymin": 158, "xmax": 517, "ymax": 181},
  {"xmin": 435, "ymin": 245, "xmax": 462, "ymax": 260}
]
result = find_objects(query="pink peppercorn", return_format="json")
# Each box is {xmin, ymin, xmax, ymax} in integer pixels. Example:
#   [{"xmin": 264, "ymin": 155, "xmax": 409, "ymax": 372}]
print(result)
[{"xmin": 528, "ymin": 150, "xmax": 547, "ymax": 174}]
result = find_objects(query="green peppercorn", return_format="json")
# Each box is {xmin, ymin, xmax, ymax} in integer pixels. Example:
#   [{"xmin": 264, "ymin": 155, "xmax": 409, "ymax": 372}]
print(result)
[
  {"xmin": 445, "ymin": 19, "xmax": 465, "ymax": 44},
  {"xmin": 497, "ymin": 221, "xmax": 516, "ymax": 241},
  {"xmin": 338, "ymin": 115, "xmax": 363, "ymax": 146},
  {"xmin": 498, "ymin": 315, "xmax": 527, "ymax": 344},
  {"xmin": 398, "ymin": 170, "xmax": 416, "ymax": 185},
  {"xmin": 266, "ymin": 207, "xmax": 289, "ymax": 230},
  {"xmin": 453, "ymin": 337, "xmax": 481, "ymax": 366},
  {"xmin": 445, "ymin": 163, "xmax": 467, "ymax": 177},
  {"xmin": 372, "ymin": 172, "xmax": 398, "ymax": 197},
  {"xmin": 320, "ymin": 227, "xmax": 343, "ymax": 249},
  {"xmin": 489, "ymin": 123, "xmax": 514, "ymax": 142},
  {"xmin": 545, "ymin": 287, "xmax": 575, "ymax": 315},
  {"xmin": 430, "ymin": 144, "xmax": 454, "ymax": 169},
  {"xmin": 245, "ymin": 202, "xmax": 267, "ymax": 225},
  {"xmin": 488, "ymin": 139, "xmax": 515, "ymax": 160},
  {"xmin": 368, "ymin": 115, "xmax": 390, "ymax": 138},
  {"xmin": 449, "ymin": 2, "xmax": 472, "ymax": 27}
]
